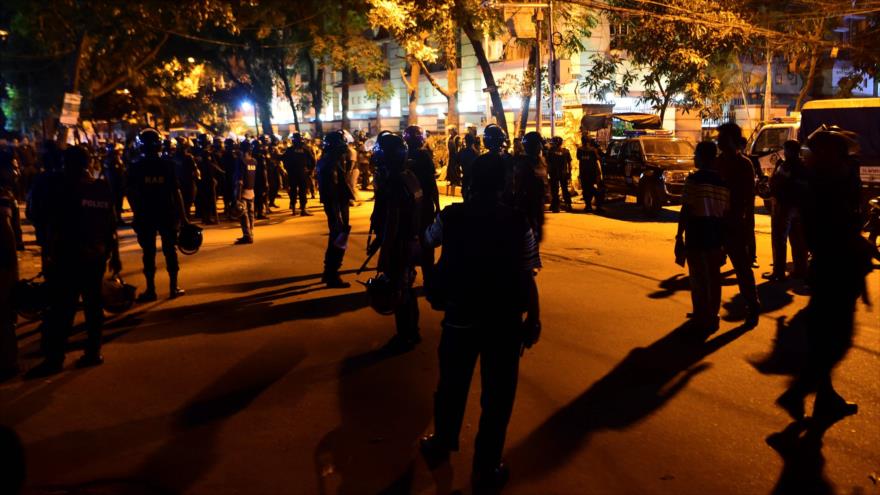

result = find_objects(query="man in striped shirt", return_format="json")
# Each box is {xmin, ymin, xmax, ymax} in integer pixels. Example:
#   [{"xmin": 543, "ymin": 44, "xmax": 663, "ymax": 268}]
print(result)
[{"xmin": 676, "ymin": 141, "xmax": 730, "ymax": 333}]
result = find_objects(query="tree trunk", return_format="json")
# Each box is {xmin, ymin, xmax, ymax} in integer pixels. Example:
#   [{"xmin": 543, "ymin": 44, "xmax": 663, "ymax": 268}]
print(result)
[
  {"xmin": 408, "ymin": 58, "xmax": 420, "ymax": 126},
  {"xmin": 273, "ymin": 57, "xmax": 300, "ymax": 132},
  {"xmin": 517, "ymin": 45, "xmax": 538, "ymax": 137},
  {"xmin": 374, "ymin": 97, "xmax": 381, "ymax": 134},
  {"xmin": 795, "ymin": 25, "xmax": 823, "ymax": 112},
  {"xmin": 312, "ymin": 66, "xmax": 325, "ymax": 137},
  {"xmin": 341, "ymin": 68, "xmax": 351, "ymax": 130},
  {"xmin": 258, "ymin": 99, "xmax": 274, "ymax": 135},
  {"xmin": 445, "ymin": 30, "xmax": 460, "ymax": 131},
  {"xmin": 463, "ymin": 24, "xmax": 507, "ymax": 136}
]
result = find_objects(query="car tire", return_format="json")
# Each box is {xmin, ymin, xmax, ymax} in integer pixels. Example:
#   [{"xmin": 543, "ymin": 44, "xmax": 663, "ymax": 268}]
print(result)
[{"xmin": 640, "ymin": 183, "xmax": 663, "ymax": 217}]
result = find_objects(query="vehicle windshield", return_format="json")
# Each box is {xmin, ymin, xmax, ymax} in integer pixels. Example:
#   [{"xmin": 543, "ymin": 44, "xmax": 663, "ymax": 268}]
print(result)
[{"xmin": 640, "ymin": 139, "xmax": 694, "ymax": 157}]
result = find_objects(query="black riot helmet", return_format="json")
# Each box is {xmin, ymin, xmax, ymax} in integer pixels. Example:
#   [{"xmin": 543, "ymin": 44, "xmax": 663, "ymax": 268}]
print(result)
[
  {"xmin": 62, "ymin": 145, "xmax": 91, "ymax": 173},
  {"xmin": 521, "ymin": 131, "xmax": 545, "ymax": 157},
  {"xmin": 102, "ymin": 275, "xmax": 136, "ymax": 313},
  {"xmin": 137, "ymin": 128, "xmax": 163, "ymax": 156},
  {"xmin": 322, "ymin": 130, "xmax": 346, "ymax": 151},
  {"xmin": 483, "ymin": 124, "xmax": 508, "ymax": 152},
  {"xmin": 363, "ymin": 274, "xmax": 398, "ymax": 315},
  {"xmin": 177, "ymin": 222, "xmax": 203, "ymax": 255},
  {"xmin": 372, "ymin": 133, "xmax": 408, "ymax": 172},
  {"xmin": 291, "ymin": 132, "xmax": 304, "ymax": 146},
  {"xmin": 403, "ymin": 125, "xmax": 426, "ymax": 150}
]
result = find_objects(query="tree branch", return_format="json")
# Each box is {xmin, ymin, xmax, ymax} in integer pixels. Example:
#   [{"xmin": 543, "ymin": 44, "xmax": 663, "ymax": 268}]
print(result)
[
  {"xmin": 400, "ymin": 67, "xmax": 414, "ymax": 93},
  {"xmin": 417, "ymin": 59, "xmax": 451, "ymax": 99},
  {"xmin": 92, "ymin": 33, "xmax": 169, "ymax": 98}
]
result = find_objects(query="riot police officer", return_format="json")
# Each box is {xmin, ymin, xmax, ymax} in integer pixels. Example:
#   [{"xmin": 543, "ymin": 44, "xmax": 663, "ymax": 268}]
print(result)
[
  {"xmin": 420, "ymin": 149, "xmax": 542, "ymax": 493},
  {"xmin": 403, "ymin": 125, "xmax": 440, "ymax": 284},
  {"xmin": 128, "ymin": 129, "xmax": 190, "ymax": 301},
  {"xmin": 514, "ymin": 132, "xmax": 548, "ymax": 243},
  {"xmin": 281, "ymin": 132, "xmax": 315, "ymax": 217},
  {"xmin": 173, "ymin": 137, "xmax": 199, "ymax": 220},
  {"xmin": 195, "ymin": 133, "xmax": 222, "ymax": 225},
  {"xmin": 221, "ymin": 138, "xmax": 239, "ymax": 218},
  {"xmin": 253, "ymin": 138, "xmax": 271, "ymax": 219},
  {"xmin": 26, "ymin": 145, "xmax": 121, "ymax": 377},
  {"xmin": 102, "ymin": 142, "xmax": 126, "ymax": 224},
  {"xmin": 577, "ymin": 137, "xmax": 604, "ymax": 212},
  {"xmin": 370, "ymin": 133, "xmax": 424, "ymax": 351},
  {"xmin": 317, "ymin": 130, "xmax": 355, "ymax": 288},
  {"xmin": 546, "ymin": 136, "xmax": 573, "ymax": 213},
  {"xmin": 235, "ymin": 140, "xmax": 257, "ymax": 244}
]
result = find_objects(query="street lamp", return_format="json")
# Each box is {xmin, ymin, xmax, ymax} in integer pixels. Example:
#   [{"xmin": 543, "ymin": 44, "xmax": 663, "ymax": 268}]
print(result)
[{"xmin": 241, "ymin": 100, "xmax": 258, "ymax": 134}]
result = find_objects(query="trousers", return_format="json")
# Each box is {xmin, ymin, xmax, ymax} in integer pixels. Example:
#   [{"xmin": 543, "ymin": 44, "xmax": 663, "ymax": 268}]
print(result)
[
  {"xmin": 136, "ymin": 225, "xmax": 179, "ymax": 278},
  {"xmin": 240, "ymin": 198, "xmax": 255, "ymax": 239},
  {"xmin": 433, "ymin": 319, "xmax": 522, "ymax": 471},
  {"xmin": 44, "ymin": 259, "xmax": 106, "ymax": 362},
  {"xmin": 686, "ymin": 248, "xmax": 724, "ymax": 324},
  {"xmin": 549, "ymin": 175, "xmax": 572, "ymax": 212},
  {"xmin": 771, "ymin": 204, "xmax": 808, "ymax": 276},
  {"xmin": 322, "ymin": 200, "xmax": 350, "ymax": 276}
]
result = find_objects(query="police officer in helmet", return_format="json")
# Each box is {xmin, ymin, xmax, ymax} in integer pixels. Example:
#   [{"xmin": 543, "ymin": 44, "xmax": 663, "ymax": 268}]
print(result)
[
  {"xmin": 317, "ymin": 130, "xmax": 355, "ymax": 288},
  {"xmin": 26, "ymin": 145, "xmax": 122, "ymax": 377},
  {"xmin": 369, "ymin": 132, "xmax": 424, "ymax": 351},
  {"xmin": 546, "ymin": 136, "xmax": 573, "ymax": 213},
  {"xmin": 514, "ymin": 131, "xmax": 548, "ymax": 243},
  {"xmin": 282, "ymin": 132, "xmax": 315, "ymax": 217},
  {"xmin": 128, "ymin": 128, "xmax": 190, "ymax": 301},
  {"xmin": 403, "ymin": 125, "xmax": 440, "ymax": 284}
]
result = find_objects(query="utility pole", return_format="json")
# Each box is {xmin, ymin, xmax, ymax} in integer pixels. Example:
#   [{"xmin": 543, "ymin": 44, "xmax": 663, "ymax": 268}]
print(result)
[
  {"xmin": 535, "ymin": 8, "xmax": 543, "ymax": 133},
  {"xmin": 548, "ymin": 0, "xmax": 556, "ymax": 137},
  {"xmin": 764, "ymin": 46, "xmax": 772, "ymax": 121}
]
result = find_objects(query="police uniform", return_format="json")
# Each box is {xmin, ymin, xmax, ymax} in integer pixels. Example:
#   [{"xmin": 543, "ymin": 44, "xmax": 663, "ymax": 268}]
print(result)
[
  {"xmin": 546, "ymin": 145, "xmax": 573, "ymax": 212},
  {"xmin": 511, "ymin": 154, "xmax": 547, "ymax": 243},
  {"xmin": 577, "ymin": 144, "xmax": 603, "ymax": 210},
  {"xmin": 43, "ymin": 170, "xmax": 118, "ymax": 366},
  {"xmin": 196, "ymin": 144, "xmax": 221, "ymax": 224},
  {"xmin": 128, "ymin": 154, "xmax": 183, "ymax": 293},
  {"xmin": 174, "ymin": 148, "xmax": 199, "ymax": 219},
  {"xmin": 236, "ymin": 151, "xmax": 257, "ymax": 241},
  {"xmin": 254, "ymin": 146, "xmax": 270, "ymax": 218},
  {"xmin": 281, "ymin": 144, "xmax": 315, "ymax": 214},
  {"xmin": 408, "ymin": 147, "xmax": 440, "ymax": 282},
  {"xmin": 221, "ymin": 145, "xmax": 239, "ymax": 216},
  {"xmin": 317, "ymin": 146, "xmax": 355, "ymax": 284},
  {"xmin": 371, "ymin": 162, "xmax": 423, "ymax": 344}
]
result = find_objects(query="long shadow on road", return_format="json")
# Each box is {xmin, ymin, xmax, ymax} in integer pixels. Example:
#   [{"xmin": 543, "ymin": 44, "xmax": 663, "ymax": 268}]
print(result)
[
  {"xmin": 23, "ymin": 340, "xmax": 307, "ymax": 493},
  {"xmin": 506, "ymin": 321, "xmax": 752, "ymax": 484},
  {"xmin": 102, "ymin": 284, "xmax": 370, "ymax": 344},
  {"xmin": 313, "ymin": 344, "xmax": 436, "ymax": 495}
]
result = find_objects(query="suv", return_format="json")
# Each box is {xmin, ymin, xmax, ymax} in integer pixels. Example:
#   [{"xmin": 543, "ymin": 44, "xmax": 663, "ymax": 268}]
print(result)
[{"xmin": 602, "ymin": 136, "xmax": 696, "ymax": 215}]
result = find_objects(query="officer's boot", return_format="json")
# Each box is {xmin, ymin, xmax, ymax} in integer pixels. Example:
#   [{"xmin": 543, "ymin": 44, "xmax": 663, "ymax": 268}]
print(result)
[
  {"xmin": 169, "ymin": 272, "xmax": 186, "ymax": 299},
  {"xmin": 300, "ymin": 207, "xmax": 313, "ymax": 217},
  {"xmin": 137, "ymin": 275, "xmax": 158, "ymax": 303}
]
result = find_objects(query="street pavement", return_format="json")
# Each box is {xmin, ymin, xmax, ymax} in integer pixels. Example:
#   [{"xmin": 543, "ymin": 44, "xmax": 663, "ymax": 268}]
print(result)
[{"xmin": 2, "ymin": 191, "xmax": 879, "ymax": 495}]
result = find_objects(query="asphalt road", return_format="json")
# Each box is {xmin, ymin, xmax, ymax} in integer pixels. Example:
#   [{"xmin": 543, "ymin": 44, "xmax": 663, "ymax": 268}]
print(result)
[{"xmin": 2, "ymin": 192, "xmax": 879, "ymax": 495}]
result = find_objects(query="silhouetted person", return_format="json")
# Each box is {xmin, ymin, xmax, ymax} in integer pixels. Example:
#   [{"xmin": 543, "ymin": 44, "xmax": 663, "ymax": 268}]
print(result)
[
  {"xmin": 764, "ymin": 140, "xmax": 809, "ymax": 281},
  {"xmin": 128, "ymin": 129, "xmax": 189, "ymax": 301},
  {"xmin": 318, "ymin": 131, "xmax": 355, "ymax": 288},
  {"xmin": 0, "ymin": 187, "xmax": 18, "ymax": 381},
  {"xmin": 546, "ymin": 136, "xmax": 573, "ymax": 213},
  {"xmin": 253, "ymin": 139, "xmax": 271, "ymax": 219},
  {"xmin": 234, "ymin": 140, "xmax": 257, "ymax": 244},
  {"xmin": 513, "ymin": 132, "xmax": 548, "ymax": 243},
  {"xmin": 221, "ymin": 138, "xmax": 239, "ymax": 218},
  {"xmin": 195, "ymin": 134, "xmax": 221, "ymax": 225},
  {"xmin": 775, "ymin": 129, "xmax": 872, "ymax": 422},
  {"xmin": 102, "ymin": 142, "xmax": 126, "ymax": 224},
  {"xmin": 369, "ymin": 133, "xmax": 424, "ymax": 351},
  {"xmin": 173, "ymin": 137, "xmax": 199, "ymax": 220},
  {"xmin": 26, "ymin": 146, "xmax": 121, "ymax": 378},
  {"xmin": 577, "ymin": 137, "xmax": 604, "ymax": 212},
  {"xmin": 282, "ymin": 133, "xmax": 315, "ymax": 217},
  {"xmin": 715, "ymin": 123, "xmax": 761, "ymax": 325},
  {"xmin": 675, "ymin": 141, "xmax": 729, "ymax": 333},
  {"xmin": 459, "ymin": 133, "xmax": 480, "ymax": 201},
  {"xmin": 420, "ymin": 151, "xmax": 542, "ymax": 493},
  {"xmin": 446, "ymin": 126, "xmax": 462, "ymax": 192},
  {"xmin": 0, "ymin": 425, "xmax": 25, "ymax": 495},
  {"xmin": 404, "ymin": 125, "xmax": 440, "ymax": 287}
]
